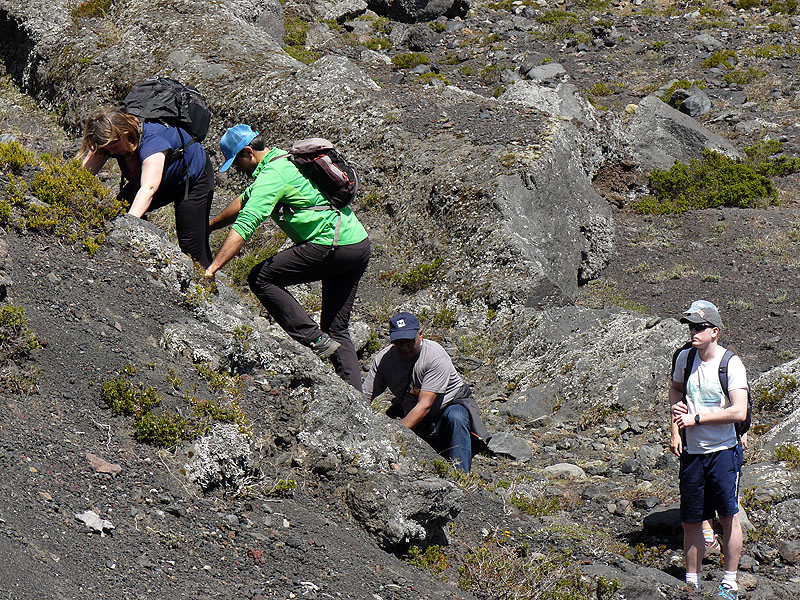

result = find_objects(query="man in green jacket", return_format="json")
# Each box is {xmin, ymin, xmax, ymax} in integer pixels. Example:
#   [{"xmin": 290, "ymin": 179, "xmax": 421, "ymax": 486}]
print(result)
[{"xmin": 205, "ymin": 124, "xmax": 370, "ymax": 391}]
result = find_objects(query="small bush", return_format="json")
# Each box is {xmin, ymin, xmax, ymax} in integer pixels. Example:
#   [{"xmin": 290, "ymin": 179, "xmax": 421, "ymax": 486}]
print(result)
[
  {"xmin": 392, "ymin": 258, "xmax": 445, "ymax": 292},
  {"xmin": 723, "ymin": 67, "xmax": 766, "ymax": 85},
  {"xmin": 71, "ymin": 0, "xmax": 111, "ymax": 18},
  {"xmin": 284, "ymin": 16, "xmax": 310, "ymax": 47},
  {"xmin": 419, "ymin": 72, "xmax": 450, "ymax": 85},
  {"xmin": 703, "ymin": 49, "xmax": 738, "ymax": 70},
  {"xmin": 268, "ymin": 478, "xmax": 297, "ymax": 497},
  {"xmin": 774, "ymin": 444, "xmax": 800, "ymax": 468},
  {"xmin": 284, "ymin": 46, "xmax": 322, "ymax": 65},
  {"xmin": 635, "ymin": 150, "xmax": 777, "ymax": 215},
  {"xmin": 757, "ymin": 374, "xmax": 800, "ymax": 410},
  {"xmin": 405, "ymin": 545, "xmax": 449, "ymax": 574},
  {"xmin": 392, "ymin": 53, "xmax": 430, "ymax": 69},
  {"xmin": 589, "ymin": 82, "xmax": 614, "ymax": 97},
  {"xmin": 135, "ymin": 411, "xmax": 194, "ymax": 447},
  {"xmin": 0, "ymin": 305, "xmax": 41, "ymax": 358},
  {"xmin": 510, "ymin": 493, "xmax": 571, "ymax": 516},
  {"xmin": 0, "ymin": 141, "xmax": 36, "ymax": 170}
]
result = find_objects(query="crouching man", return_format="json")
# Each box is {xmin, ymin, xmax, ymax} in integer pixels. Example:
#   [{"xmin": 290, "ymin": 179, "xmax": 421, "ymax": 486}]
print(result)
[
  {"xmin": 362, "ymin": 312, "xmax": 490, "ymax": 473},
  {"xmin": 669, "ymin": 300, "xmax": 747, "ymax": 599}
]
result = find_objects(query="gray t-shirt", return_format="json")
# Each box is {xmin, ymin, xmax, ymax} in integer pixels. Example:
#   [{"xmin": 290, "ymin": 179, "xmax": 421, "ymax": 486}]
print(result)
[{"xmin": 363, "ymin": 339, "xmax": 467, "ymax": 417}]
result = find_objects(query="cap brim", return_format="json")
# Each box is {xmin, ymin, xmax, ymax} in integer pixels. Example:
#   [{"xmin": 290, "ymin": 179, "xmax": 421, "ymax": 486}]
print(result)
[
  {"xmin": 680, "ymin": 314, "xmax": 705, "ymax": 324},
  {"xmin": 219, "ymin": 156, "xmax": 236, "ymax": 173},
  {"xmin": 390, "ymin": 329, "xmax": 419, "ymax": 342}
]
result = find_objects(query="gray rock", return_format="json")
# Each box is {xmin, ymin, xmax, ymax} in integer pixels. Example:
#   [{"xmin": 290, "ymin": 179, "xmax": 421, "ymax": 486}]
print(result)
[
  {"xmin": 633, "ymin": 497, "xmax": 660, "ymax": 510},
  {"xmin": 498, "ymin": 309, "xmax": 685, "ymax": 422},
  {"xmin": 692, "ymin": 33, "xmax": 724, "ymax": 51},
  {"xmin": 184, "ymin": 424, "xmax": 257, "ymax": 491},
  {"xmin": 345, "ymin": 473, "xmax": 461, "ymax": 552},
  {"xmin": 367, "ymin": 0, "xmax": 469, "ymax": 22},
  {"xmin": 779, "ymin": 541, "xmax": 800, "ymax": 565},
  {"xmin": 487, "ymin": 431, "xmax": 532, "ymax": 461},
  {"xmin": 620, "ymin": 459, "xmax": 638, "ymax": 474},
  {"xmin": 404, "ymin": 23, "xmax": 438, "ymax": 51},
  {"xmin": 543, "ymin": 463, "xmax": 586, "ymax": 480},
  {"xmin": 642, "ymin": 504, "xmax": 682, "ymax": 537},
  {"xmin": 625, "ymin": 95, "xmax": 742, "ymax": 172},
  {"xmin": 518, "ymin": 52, "xmax": 551, "ymax": 76},
  {"xmin": 523, "ymin": 62, "xmax": 567, "ymax": 83},
  {"xmin": 324, "ymin": 0, "xmax": 368, "ymax": 23},
  {"xmin": 680, "ymin": 90, "xmax": 712, "ymax": 118},
  {"xmin": 503, "ymin": 81, "xmax": 599, "ymax": 127}
]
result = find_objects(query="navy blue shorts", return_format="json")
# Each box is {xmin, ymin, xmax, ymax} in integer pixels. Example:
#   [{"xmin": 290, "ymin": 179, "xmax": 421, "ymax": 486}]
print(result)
[{"xmin": 679, "ymin": 444, "xmax": 742, "ymax": 523}]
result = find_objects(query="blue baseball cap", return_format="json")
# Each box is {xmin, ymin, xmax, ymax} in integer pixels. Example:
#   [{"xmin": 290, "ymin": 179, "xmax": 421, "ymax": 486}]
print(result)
[
  {"xmin": 219, "ymin": 124, "xmax": 258, "ymax": 172},
  {"xmin": 389, "ymin": 312, "xmax": 420, "ymax": 341}
]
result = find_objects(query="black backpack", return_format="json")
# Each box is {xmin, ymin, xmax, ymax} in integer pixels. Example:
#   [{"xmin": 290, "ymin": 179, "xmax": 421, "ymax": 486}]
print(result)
[
  {"xmin": 675, "ymin": 344, "xmax": 752, "ymax": 437},
  {"xmin": 120, "ymin": 77, "xmax": 211, "ymax": 142},
  {"xmin": 118, "ymin": 77, "xmax": 211, "ymax": 202},
  {"xmin": 271, "ymin": 138, "xmax": 359, "ymax": 209}
]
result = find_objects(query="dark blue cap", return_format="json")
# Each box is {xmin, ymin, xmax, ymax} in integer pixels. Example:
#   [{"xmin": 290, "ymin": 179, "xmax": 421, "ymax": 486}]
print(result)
[{"xmin": 389, "ymin": 312, "xmax": 420, "ymax": 341}]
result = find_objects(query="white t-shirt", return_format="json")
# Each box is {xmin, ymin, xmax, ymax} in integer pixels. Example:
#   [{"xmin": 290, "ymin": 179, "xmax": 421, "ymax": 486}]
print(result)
[{"xmin": 672, "ymin": 346, "xmax": 747, "ymax": 454}]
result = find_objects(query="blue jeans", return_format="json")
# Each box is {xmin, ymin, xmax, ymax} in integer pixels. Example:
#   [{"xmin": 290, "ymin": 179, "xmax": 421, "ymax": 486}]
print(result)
[{"xmin": 428, "ymin": 404, "xmax": 473, "ymax": 473}]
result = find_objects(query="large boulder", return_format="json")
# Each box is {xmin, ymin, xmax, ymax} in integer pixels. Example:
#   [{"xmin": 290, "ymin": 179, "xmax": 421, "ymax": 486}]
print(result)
[
  {"xmin": 366, "ymin": 0, "xmax": 469, "ymax": 22},
  {"xmin": 497, "ymin": 308, "xmax": 685, "ymax": 419},
  {"xmin": 624, "ymin": 95, "xmax": 742, "ymax": 173}
]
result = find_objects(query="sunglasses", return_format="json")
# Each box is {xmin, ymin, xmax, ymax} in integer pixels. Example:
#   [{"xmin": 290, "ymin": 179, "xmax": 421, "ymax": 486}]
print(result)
[{"xmin": 688, "ymin": 322, "xmax": 714, "ymax": 332}]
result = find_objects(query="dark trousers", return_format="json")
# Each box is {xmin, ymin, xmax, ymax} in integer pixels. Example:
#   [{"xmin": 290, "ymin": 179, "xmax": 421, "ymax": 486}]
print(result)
[
  {"xmin": 248, "ymin": 237, "xmax": 370, "ymax": 391},
  {"xmin": 147, "ymin": 155, "xmax": 214, "ymax": 268}
]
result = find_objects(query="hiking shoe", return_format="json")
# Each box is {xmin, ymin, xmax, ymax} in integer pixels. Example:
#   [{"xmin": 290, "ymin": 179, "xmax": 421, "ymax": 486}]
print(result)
[
  {"xmin": 309, "ymin": 333, "xmax": 340, "ymax": 359},
  {"xmin": 716, "ymin": 583, "xmax": 738, "ymax": 599}
]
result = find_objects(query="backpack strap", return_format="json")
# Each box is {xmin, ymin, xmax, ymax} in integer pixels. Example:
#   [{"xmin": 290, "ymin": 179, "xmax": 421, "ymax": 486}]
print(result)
[
  {"xmin": 682, "ymin": 347, "xmax": 697, "ymax": 403},
  {"xmin": 718, "ymin": 349, "xmax": 734, "ymax": 402}
]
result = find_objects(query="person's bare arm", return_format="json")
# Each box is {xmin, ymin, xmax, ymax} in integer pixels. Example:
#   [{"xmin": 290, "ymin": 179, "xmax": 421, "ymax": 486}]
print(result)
[
  {"xmin": 401, "ymin": 391, "xmax": 436, "ymax": 430},
  {"xmin": 669, "ymin": 380, "xmax": 684, "ymax": 456},
  {"xmin": 204, "ymin": 229, "xmax": 245, "ymax": 278},
  {"xmin": 209, "ymin": 196, "xmax": 243, "ymax": 231},
  {"xmin": 128, "ymin": 151, "xmax": 166, "ymax": 218},
  {"xmin": 82, "ymin": 149, "xmax": 110, "ymax": 175}
]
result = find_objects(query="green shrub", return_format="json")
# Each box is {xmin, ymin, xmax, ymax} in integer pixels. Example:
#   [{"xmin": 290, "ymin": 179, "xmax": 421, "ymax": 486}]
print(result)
[
  {"xmin": 659, "ymin": 79, "xmax": 705, "ymax": 105},
  {"xmin": 0, "ymin": 305, "xmax": 41, "ymax": 358},
  {"xmin": 0, "ymin": 141, "xmax": 36, "ymax": 170},
  {"xmin": 703, "ymin": 49, "xmax": 737, "ymax": 69},
  {"xmin": 419, "ymin": 72, "xmax": 450, "ymax": 85},
  {"xmin": 27, "ymin": 157, "xmax": 125, "ymax": 244},
  {"xmin": 71, "ymin": 0, "xmax": 111, "ymax": 18},
  {"xmin": 284, "ymin": 16, "xmax": 310, "ymax": 46},
  {"xmin": 392, "ymin": 257, "xmax": 445, "ymax": 292},
  {"xmin": 774, "ymin": 443, "xmax": 800, "ymax": 468},
  {"xmin": 536, "ymin": 10, "xmax": 578, "ymax": 25},
  {"xmin": 459, "ymin": 540, "xmax": 596, "ymax": 600},
  {"xmin": 769, "ymin": 0, "xmax": 799, "ymax": 14},
  {"xmin": 589, "ymin": 82, "xmax": 614, "ymax": 97},
  {"xmin": 364, "ymin": 37, "xmax": 391, "ymax": 51},
  {"xmin": 392, "ymin": 53, "xmax": 430, "ymax": 69},
  {"xmin": 284, "ymin": 46, "xmax": 322, "ymax": 65},
  {"xmin": 510, "ymin": 493, "xmax": 570, "ymax": 516},
  {"xmin": 635, "ymin": 149, "xmax": 777, "ymax": 215},
  {"xmin": 744, "ymin": 140, "xmax": 800, "ymax": 177},
  {"xmin": 135, "ymin": 411, "xmax": 194, "ymax": 447},
  {"xmin": 269, "ymin": 478, "xmax": 297, "ymax": 497},
  {"xmin": 723, "ymin": 67, "xmax": 766, "ymax": 85},
  {"xmin": 757, "ymin": 374, "xmax": 799, "ymax": 410},
  {"xmin": 405, "ymin": 545, "xmax": 449, "ymax": 574}
]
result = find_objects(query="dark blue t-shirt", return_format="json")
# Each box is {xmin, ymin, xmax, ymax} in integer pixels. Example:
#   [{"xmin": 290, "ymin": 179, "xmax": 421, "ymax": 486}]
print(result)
[{"xmin": 122, "ymin": 121, "xmax": 207, "ymax": 198}]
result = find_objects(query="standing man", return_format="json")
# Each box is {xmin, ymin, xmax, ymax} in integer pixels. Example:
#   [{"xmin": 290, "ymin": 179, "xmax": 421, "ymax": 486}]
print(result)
[
  {"xmin": 362, "ymin": 312, "xmax": 490, "ymax": 473},
  {"xmin": 669, "ymin": 300, "xmax": 747, "ymax": 599},
  {"xmin": 205, "ymin": 125, "xmax": 370, "ymax": 390}
]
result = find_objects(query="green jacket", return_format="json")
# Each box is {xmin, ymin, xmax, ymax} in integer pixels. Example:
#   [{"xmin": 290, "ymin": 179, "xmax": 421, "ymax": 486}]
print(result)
[{"xmin": 232, "ymin": 147, "xmax": 368, "ymax": 246}]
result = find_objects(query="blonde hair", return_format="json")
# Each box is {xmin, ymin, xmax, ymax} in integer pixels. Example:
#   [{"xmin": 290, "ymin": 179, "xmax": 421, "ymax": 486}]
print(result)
[{"xmin": 79, "ymin": 106, "xmax": 140, "ymax": 158}]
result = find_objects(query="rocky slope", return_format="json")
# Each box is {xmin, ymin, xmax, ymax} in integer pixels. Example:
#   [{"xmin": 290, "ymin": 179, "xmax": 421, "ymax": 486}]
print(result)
[{"xmin": 1, "ymin": 0, "xmax": 800, "ymax": 598}]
